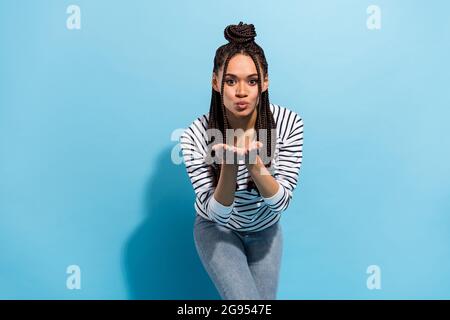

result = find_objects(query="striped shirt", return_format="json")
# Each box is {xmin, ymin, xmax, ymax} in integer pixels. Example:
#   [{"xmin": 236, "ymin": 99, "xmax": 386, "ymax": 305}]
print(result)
[{"xmin": 180, "ymin": 103, "xmax": 304, "ymax": 233}]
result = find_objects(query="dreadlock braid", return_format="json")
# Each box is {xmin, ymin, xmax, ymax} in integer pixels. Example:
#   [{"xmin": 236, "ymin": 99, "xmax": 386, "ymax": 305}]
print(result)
[
  {"xmin": 207, "ymin": 21, "xmax": 277, "ymax": 193},
  {"xmin": 224, "ymin": 21, "xmax": 256, "ymax": 44},
  {"xmin": 220, "ymin": 52, "xmax": 233, "ymax": 144}
]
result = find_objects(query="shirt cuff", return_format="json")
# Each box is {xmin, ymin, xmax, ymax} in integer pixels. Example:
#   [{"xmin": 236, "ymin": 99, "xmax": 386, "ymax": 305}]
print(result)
[
  {"xmin": 209, "ymin": 194, "xmax": 234, "ymax": 216},
  {"xmin": 262, "ymin": 183, "xmax": 284, "ymax": 206}
]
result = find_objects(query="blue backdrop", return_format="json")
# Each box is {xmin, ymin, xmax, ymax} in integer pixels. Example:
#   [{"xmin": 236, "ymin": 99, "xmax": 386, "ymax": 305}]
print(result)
[{"xmin": 1, "ymin": 0, "xmax": 449, "ymax": 299}]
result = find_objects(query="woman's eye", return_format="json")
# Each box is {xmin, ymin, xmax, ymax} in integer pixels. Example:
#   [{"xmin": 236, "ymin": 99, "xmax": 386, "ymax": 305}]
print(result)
[{"xmin": 225, "ymin": 79, "xmax": 258, "ymax": 85}]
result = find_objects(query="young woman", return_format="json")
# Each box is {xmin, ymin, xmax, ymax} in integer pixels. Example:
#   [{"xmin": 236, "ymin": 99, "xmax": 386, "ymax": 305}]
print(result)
[{"xmin": 180, "ymin": 22, "xmax": 304, "ymax": 300}]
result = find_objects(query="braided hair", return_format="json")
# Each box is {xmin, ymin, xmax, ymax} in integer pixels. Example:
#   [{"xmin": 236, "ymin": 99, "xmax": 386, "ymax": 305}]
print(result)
[{"xmin": 207, "ymin": 22, "xmax": 277, "ymax": 194}]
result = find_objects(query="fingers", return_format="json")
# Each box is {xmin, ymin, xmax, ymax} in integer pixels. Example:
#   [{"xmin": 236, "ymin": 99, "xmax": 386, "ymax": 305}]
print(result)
[
  {"xmin": 213, "ymin": 141, "xmax": 262, "ymax": 152},
  {"xmin": 254, "ymin": 141, "xmax": 263, "ymax": 149},
  {"xmin": 244, "ymin": 136, "xmax": 250, "ymax": 149},
  {"xmin": 247, "ymin": 141, "xmax": 263, "ymax": 152},
  {"xmin": 212, "ymin": 143, "xmax": 227, "ymax": 151},
  {"xmin": 211, "ymin": 141, "xmax": 263, "ymax": 165},
  {"xmin": 236, "ymin": 147, "xmax": 246, "ymax": 157}
]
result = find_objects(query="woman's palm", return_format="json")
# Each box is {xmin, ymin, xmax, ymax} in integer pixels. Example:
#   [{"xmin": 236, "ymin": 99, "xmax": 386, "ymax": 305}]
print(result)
[{"xmin": 212, "ymin": 138, "xmax": 263, "ymax": 164}]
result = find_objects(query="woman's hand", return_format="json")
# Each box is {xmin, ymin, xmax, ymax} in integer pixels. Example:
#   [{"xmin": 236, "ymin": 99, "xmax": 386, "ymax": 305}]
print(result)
[
  {"xmin": 212, "ymin": 140, "xmax": 263, "ymax": 165},
  {"xmin": 211, "ymin": 143, "xmax": 234, "ymax": 165}
]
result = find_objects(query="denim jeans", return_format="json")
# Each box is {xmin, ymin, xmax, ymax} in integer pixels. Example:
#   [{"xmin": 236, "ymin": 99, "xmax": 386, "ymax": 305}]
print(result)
[{"xmin": 193, "ymin": 214, "xmax": 283, "ymax": 300}]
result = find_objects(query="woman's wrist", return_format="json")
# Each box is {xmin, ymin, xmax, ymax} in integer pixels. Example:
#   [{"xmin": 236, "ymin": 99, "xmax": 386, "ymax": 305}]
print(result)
[
  {"xmin": 246, "ymin": 155, "xmax": 264, "ymax": 172},
  {"xmin": 221, "ymin": 162, "xmax": 239, "ymax": 171}
]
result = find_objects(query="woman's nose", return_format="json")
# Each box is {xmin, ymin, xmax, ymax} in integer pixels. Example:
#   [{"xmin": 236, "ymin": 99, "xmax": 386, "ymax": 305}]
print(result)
[{"xmin": 235, "ymin": 82, "xmax": 247, "ymax": 97}]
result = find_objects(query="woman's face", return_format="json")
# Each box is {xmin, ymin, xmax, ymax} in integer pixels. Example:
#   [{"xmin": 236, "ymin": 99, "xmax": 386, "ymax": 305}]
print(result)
[{"xmin": 212, "ymin": 53, "xmax": 268, "ymax": 119}]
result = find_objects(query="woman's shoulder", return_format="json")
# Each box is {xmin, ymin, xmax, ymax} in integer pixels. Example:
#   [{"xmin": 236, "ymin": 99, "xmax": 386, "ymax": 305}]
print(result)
[
  {"xmin": 270, "ymin": 103, "xmax": 303, "ymax": 126},
  {"xmin": 181, "ymin": 113, "xmax": 209, "ymax": 146},
  {"xmin": 191, "ymin": 112, "xmax": 209, "ymax": 130}
]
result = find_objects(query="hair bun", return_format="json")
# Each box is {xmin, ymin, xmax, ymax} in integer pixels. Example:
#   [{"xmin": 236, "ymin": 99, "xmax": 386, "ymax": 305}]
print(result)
[{"xmin": 224, "ymin": 21, "xmax": 256, "ymax": 44}]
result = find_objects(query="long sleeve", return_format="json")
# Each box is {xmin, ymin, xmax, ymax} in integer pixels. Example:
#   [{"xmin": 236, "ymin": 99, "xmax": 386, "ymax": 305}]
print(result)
[
  {"xmin": 262, "ymin": 114, "xmax": 304, "ymax": 213},
  {"xmin": 180, "ymin": 128, "xmax": 234, "ymax": 224}
]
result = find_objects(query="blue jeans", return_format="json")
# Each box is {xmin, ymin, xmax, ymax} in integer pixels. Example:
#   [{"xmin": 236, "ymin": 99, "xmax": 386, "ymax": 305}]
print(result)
[{"xmin": 193, "ymin": 214, "xmax": 283, "ymax": 300}]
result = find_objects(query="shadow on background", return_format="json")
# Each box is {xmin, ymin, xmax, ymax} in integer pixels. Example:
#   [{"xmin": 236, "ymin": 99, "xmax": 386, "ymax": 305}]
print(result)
[{"xmin": 123, "ymin": 145, "xmax": 220, "ymax": 299}]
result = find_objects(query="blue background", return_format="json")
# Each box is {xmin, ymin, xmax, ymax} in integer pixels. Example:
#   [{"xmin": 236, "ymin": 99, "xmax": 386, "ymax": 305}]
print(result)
[{"xmin": 1, "ymin": 0, "xmax": 449, "ymax": 299}]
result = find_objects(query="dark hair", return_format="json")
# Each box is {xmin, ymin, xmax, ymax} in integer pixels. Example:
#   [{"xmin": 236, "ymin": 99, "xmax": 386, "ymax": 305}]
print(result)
[{"xmin": 207, "ymin": 22, "xmax": 277, "ymax": 193}]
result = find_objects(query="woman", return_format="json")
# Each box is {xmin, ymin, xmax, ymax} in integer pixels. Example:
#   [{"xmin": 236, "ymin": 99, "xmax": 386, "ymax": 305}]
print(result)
[{"xmin": 180, "ymin": 22, "xmax": 304, "ymax": 300}]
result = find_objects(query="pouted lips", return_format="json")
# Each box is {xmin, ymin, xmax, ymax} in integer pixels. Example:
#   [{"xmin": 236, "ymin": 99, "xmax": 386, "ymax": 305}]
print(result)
[{"xmin": 235, "ymin": 102, "xmax": 249, "ymax": 110}]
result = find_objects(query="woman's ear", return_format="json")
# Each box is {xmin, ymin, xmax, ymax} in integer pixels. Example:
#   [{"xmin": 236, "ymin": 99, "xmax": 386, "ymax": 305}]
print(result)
[
  {"xmin": 262, "ymin": 74, "xmax": 269, "ymax": 92},
  {"xmin": 212, "ymin": 72, "xmax": 220, "ymax": 93}
]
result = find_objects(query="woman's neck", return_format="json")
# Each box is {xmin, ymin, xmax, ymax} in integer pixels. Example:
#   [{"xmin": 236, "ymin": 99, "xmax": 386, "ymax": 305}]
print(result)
[{"xmin": 226, "ymin": 108, "xmax": 257, "ymax": 131}]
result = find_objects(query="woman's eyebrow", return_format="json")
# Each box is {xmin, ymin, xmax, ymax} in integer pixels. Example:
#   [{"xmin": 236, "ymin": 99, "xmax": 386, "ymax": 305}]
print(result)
[{"xmin": 224, "ymin": 73, "xmax": 259, "ymax": 78}]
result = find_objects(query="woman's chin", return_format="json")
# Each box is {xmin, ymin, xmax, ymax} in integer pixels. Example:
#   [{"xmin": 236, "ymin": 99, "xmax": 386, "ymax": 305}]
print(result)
[{"xmin": 233, "ymin": 106, "xmax": 255, "ymax": 116}]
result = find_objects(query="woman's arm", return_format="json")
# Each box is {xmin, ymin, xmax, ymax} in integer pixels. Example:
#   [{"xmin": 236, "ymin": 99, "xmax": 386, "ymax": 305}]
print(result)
[
  {"xmin": 246, "ymin": 156, "xmax": 280, "ymax": 198},
  {"xmin": 247, "ymin": 114, "xmax": 304, "ymax": 213},
  {"xmin": 213, "ymin": 163, "xmax": 238, "ymax": 206}
]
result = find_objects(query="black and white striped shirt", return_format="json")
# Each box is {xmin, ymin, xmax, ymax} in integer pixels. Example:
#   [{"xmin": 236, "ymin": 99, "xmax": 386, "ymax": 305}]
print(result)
[{"xmin": 180, "ymin": 103, "xmax": 304, "ymax": 232}]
